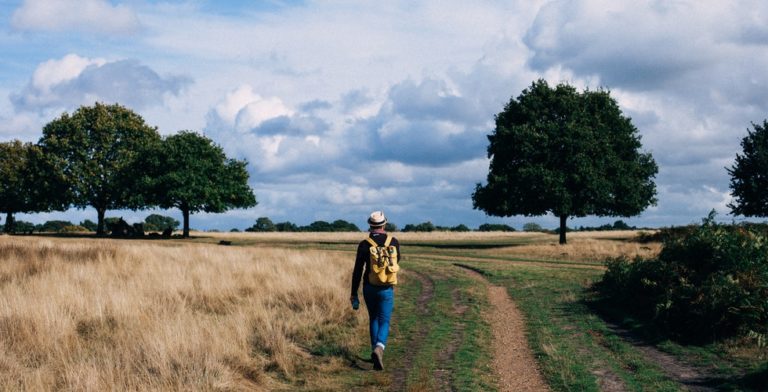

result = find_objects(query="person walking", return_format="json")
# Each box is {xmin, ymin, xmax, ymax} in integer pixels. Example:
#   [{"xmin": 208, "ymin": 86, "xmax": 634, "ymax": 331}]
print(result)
[{"xmin": 350, "ymin": 211, "xmax": 401, "ymax": 371}]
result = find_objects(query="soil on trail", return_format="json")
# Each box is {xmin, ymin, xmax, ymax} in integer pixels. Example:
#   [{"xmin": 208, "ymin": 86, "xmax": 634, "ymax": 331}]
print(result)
[{"xmin": 460, "ymin": 267, "xmax": 549, "ymax": 392}]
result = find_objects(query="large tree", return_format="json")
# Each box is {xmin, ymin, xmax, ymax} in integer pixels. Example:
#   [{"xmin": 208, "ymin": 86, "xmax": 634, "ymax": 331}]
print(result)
[
  {"xmin": 38, "ymin": 103, "xmax": 161, "ymax": 235},
  {"xmin": 728, "ymin": 120, "xmax": 768, "ymax": 217},
  {"xmin": 0, "ymin": 140, "xmax": 67, "ymax": 233},
  {"xmin": 140, "ymin": 131, "xmax": 257, "ymax": 238},
  {"xmin": 472, "ymin": 80, "xmax": 658, "ymax": 244}
]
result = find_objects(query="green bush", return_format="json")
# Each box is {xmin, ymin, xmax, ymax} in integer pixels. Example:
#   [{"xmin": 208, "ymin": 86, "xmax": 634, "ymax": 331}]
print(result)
[
  {"xmin": 60, "ymin": 225, "xmax": 89, "ymax": 233},
  {"xmin": 523, "ymin": 222, "xmax": 543, "ymax": 232},
  {"xmin": 144, "ymin": 214, "xmax": 180, "ymax": 231},
  {"xmin": 596, "ymin": 212, "xmax": 768, "ymax": 342},
  {"xmin": 478, "ymin": 223, "xmax": 515, "ymax": 232},
  {"xmin": 41, "ymin": 220, "xmax": 74, "ymax": 232}
]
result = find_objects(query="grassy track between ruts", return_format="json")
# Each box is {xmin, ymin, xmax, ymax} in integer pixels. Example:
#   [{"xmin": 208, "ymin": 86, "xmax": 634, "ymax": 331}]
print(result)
[{"xmin": 339, "ymin": 257, "xmax": 496, "ymax": 391}]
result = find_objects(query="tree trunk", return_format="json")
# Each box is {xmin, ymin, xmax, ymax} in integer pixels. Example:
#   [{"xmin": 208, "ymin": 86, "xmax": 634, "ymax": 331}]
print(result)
[
  {"xmin": 559, "ymin": 214, "xmax": 568, "ymax": 245},
  {"xmin": 4, "ymin": 212, "xmax": 14, "ymax": 233},
  {"xmin": 96, "ymin": 207, "xmax": 106, "ymax": 236},
  {"xmin": 182, "ymin": 205, "xmax": 190, "ymax": 238}
]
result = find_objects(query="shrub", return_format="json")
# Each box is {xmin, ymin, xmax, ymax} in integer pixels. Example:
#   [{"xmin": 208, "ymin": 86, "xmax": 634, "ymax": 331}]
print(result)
[
  {"xmin": 523, "ymin": 222, "xmax": 543, "ymax": 232},
  {"xmin": 79, "ymin": 220, "xmax": 98, "ymax": 231},
  {"xmin": 478, "ymin": 223, "xmax": 515, "ymax": 232},
  {"xmin": 41, "ymin": 220, "xmax": 74, "ymax": 233},
  {"xmin": 2, "ymin": 220, "xmax": 36, "ymax": 233},
  {"xmin": 60, "ymin": 225, "xmax": 89, "ymax": 233},
  {"xmin": 104, "ymin": 217, "xmax": 121, "ymax": 232},
  {"xmin": 274, "ymin": 221, "xmax": 299, "ymax": 232},
  {"xmin": 144, "ymin": 214, "xmax": 180, "ymax": 231},
  {"xmin": 402, "ymin": 222, "xmax": 436, "ymax": 232},
  {"xmin": 330, "ymin": 220, "xmax": 360, "ymax": 232},
  {"xmin": 595, "ymin": 212, "xmax": 768, "ymax": 342},
  {"xmin": 450, "ymin": 224, "xmax": 471, "ymax": 232},
  {"xmin": 246, "ymin": 217, "xmax": 276, "ymax": 232}
]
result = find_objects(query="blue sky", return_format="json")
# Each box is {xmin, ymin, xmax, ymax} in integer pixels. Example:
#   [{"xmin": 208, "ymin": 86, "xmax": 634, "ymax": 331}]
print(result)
[{"xmin": 2, "ymin": 0, "xmax": 767, "ymax": 231}]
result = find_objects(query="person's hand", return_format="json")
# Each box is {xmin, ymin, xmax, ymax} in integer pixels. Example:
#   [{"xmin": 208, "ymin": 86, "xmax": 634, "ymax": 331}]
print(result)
[{"xmin": 350, "ymin": 296, "xmax": 360, "ymax": 310}]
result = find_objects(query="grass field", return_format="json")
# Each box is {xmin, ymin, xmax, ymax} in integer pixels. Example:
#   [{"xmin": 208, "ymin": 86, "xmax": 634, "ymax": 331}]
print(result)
[{"xmin": 0, "ymin": 231, "xmax": 763, "ymax": 391}]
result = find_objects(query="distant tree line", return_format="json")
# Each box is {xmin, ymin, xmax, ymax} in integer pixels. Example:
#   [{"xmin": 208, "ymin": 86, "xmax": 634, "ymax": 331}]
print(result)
[
  {"xmin": 0, "ymin": 214, "xmax": 181, "ymax": 235},
  {"xmin": 236, "ymin": 217, "xmax": 648, "ymax": 233},
  {"xmin": 244, "ymin": 217, "xmax": 361, "ymax": 232},
  {"xmin": 0, "ymin": 103, "xmax": 256, "ymax": 238}
]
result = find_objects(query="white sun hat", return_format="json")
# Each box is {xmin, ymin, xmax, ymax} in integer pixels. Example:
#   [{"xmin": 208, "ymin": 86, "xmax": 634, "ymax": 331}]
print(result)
[{"xmin": 368, "ymin": 211, "xmax": 387, "ymax": 227}]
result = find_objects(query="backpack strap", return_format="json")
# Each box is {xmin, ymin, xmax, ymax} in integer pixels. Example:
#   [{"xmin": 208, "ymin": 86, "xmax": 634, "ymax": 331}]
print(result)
[
  {"xmin": 365, "ymin": 237, "xmax": 378, "ymax": 247},
  {"xmin": 384, "ymin": 235, "xmax": 392, "ymax": 247}
]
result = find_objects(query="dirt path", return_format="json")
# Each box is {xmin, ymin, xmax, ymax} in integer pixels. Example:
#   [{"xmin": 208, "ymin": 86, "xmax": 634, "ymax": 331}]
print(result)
[
  {"xmin": 459, "ymin": 266, "xmax": 549, "ymax": 392},
  {"xmin": 390, "ymin": 270, "xmax": 434, "ymax": 391},
  {"xmin": 605, "ymin": 323, "xmax": 717, "ymax": 392}
]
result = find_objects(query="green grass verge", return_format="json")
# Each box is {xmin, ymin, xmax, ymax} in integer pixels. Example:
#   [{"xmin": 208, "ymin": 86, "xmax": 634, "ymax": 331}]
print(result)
[{"xmin": 465, "ymin": 262, "xmax": 681, "ymax": 391}]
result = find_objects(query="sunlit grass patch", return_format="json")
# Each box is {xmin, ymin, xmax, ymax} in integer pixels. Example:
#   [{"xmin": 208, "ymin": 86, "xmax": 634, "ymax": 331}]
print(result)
[{"xmin": 0, "ymin": 236, "xmax": 360, "ymax": 390}]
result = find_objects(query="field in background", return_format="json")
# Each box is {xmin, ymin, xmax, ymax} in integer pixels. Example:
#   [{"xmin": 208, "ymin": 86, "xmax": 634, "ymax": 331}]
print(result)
[{"xmin": 0, "ymin": 230, "xmax": 760, "ymax": 391}]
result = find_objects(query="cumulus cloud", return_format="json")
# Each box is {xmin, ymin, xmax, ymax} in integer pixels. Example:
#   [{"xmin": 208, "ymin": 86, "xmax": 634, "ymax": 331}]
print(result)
[
  {"xmin": 11, "ymin": 54, "xmax": 191, "ymax": 112},
  {"xmin": 7, "ymin": 1, "xmax": 768, "ymax": 230},
  {"xmin": 211, "ymin": 85, "xmax": 293, "ymax": 131},
  {"xmin": 351, "ymin": 77, "xmax": 492, "ymax": 166},
  {"xmin": 11, "ymin": 0, "xmax": 140, "ymax": 34},
  {"xmin": 524, "ymin": 1, "xmax": 723, "ymax": 89},
  {"xmin": 0, "ymin": 112, "xmax": 42, "ymax": 140},
  {"xmin": 205, "ymin": 85, "xmax": 344, "ymax": 177}
]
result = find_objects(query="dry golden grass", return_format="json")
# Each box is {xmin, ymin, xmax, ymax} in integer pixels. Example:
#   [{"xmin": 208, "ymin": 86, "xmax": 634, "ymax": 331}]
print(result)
[
  {"xmin": 202, "ymin": 230, "xmax": 659, "ymax": 263},
  {"xmin": 0, "ymin": 235, "xmax": 363, "ymax": 391},
  {"xmin": 482, "ymin": 232, "xmax": 661, "ymax": 262},
  {"xmin": 199, "ymin": 230, "xmax": 548, "ymax": 243},
  {"xmin": 491, "ymin": 239, "xmax": 661, "ymax": 262}
]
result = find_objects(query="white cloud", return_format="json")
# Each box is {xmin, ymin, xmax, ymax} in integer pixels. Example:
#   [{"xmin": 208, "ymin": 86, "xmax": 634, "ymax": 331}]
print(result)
[
  {"xmin": 212, "ymin": 85, "xmax": 293, "ymax": 131},
  {"xmin": 0, "ymin": 112, "xmax": 43, "ymax": 140},
  {"xmin": 31, "ymin": 54, "xmax": 105, "ymax": 92},
  {"xmin": 11, "ymin": 0, "xmax": 140, "ymax": 34},
  {"xmin": 6, "ymin": 1, "xmax": 768, "ymax": 230},
  {"xmin": 12, "ymin": 54, "xmax": 191, "ymax": 112}
]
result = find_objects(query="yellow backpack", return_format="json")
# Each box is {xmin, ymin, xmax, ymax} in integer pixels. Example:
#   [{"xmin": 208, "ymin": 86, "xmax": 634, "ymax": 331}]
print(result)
[{"xmin": 365, "ymin": 235, "xmax": 399, "ymax": 285}]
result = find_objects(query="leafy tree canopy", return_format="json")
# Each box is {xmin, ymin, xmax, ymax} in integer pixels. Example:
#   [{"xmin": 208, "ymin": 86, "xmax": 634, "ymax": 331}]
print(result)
[
  {"xmin": 143, "ymin": 214, "xmax": 180, "ymax": 231},
  {"xmin": 140, "ymin": 131, "xmax": 257, "ymax": 237},
  {"xmin": 472, "ymin": 80, "xmax": 657, "ymax": 243},
  {"xmin": 728, "ymin": 120, "xmax": 768, "ymax": 217},
  {"xmin": 38, "ymin": 102, "xmax": 161, "ymax": 235},
  {"xmin": 246, "ymin": 217, "xmax": 276, "ymax": 232},
  {"xmin": 0, "ymin": 140, "xmax": 66, "ymax": 233}
]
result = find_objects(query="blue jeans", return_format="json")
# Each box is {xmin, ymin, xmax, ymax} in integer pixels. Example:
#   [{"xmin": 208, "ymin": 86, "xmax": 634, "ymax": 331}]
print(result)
[{"xmin": 362, "ymin": 283, "xmax": 394, "ymax": 350}]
